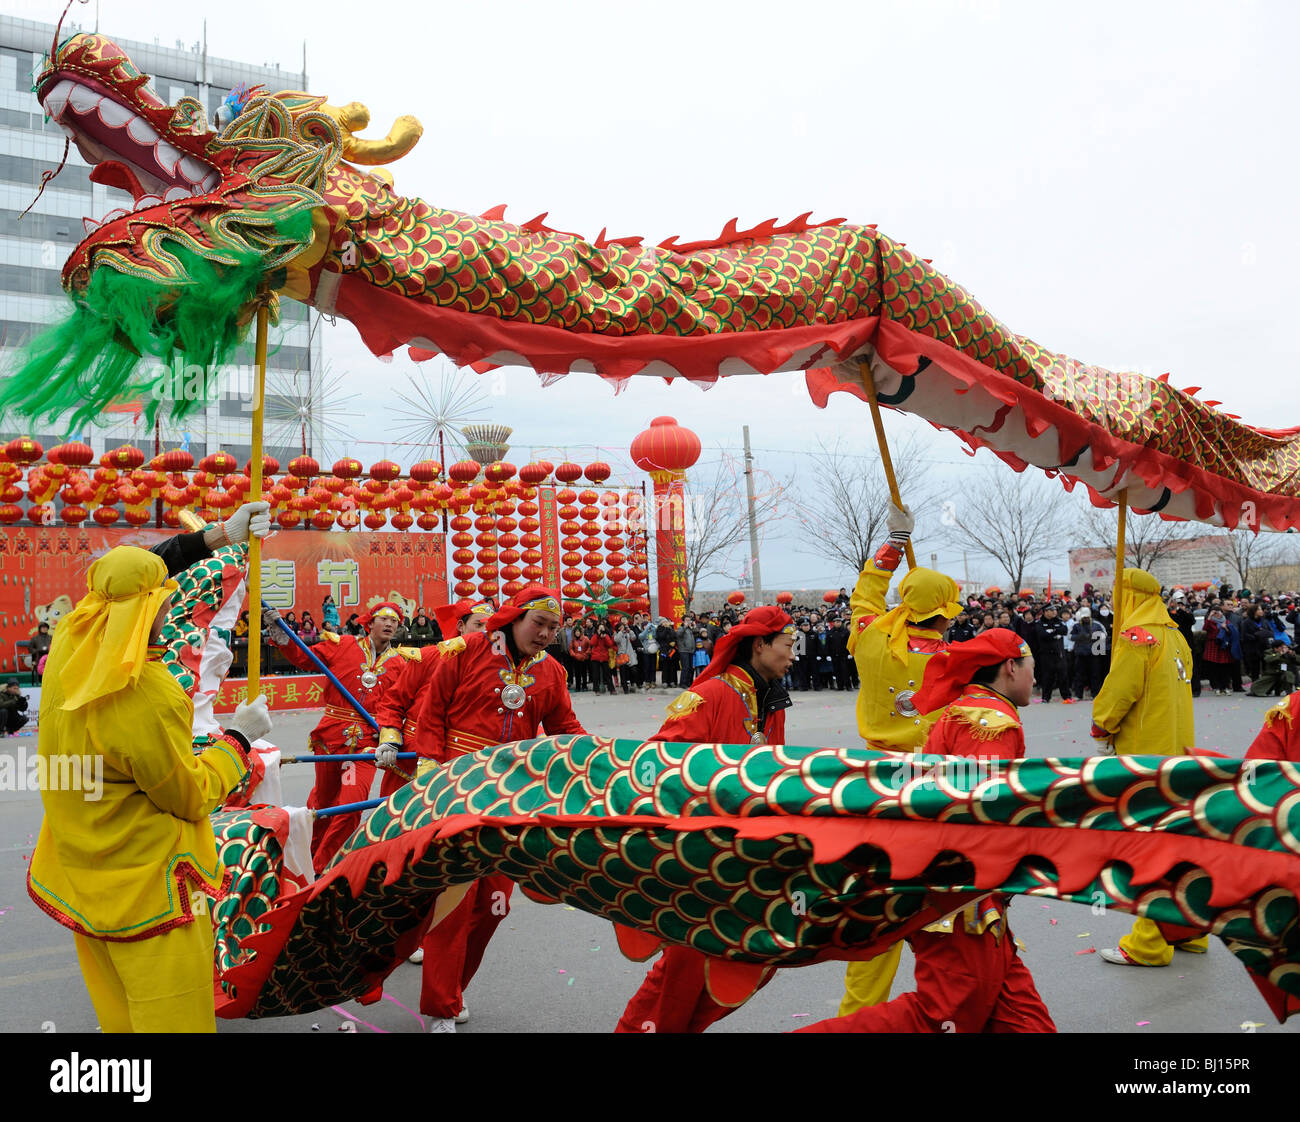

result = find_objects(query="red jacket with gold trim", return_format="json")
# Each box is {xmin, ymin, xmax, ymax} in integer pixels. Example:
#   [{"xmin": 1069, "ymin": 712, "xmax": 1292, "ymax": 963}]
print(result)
[
  {"xmin": 375, "ymin": 638, "xmax": 465, "ymax": 743},
  {"xmin": 655, "ymin": 666, "xmax": 787, "ymax": 745},
  {"xmin": 923, "ymin": 685, "xmax": 1025, "ymax": 762},
  {"xmin": 1245, "ymin": 692, "xmax": 1300, "ymax": 762},
  {"xmin": 283, "ymin": 633, "xmax": 409, "ymax": 748},
  {"xmin": 413, "ymin": 631, "xmax": 586, "ymax": 761}
]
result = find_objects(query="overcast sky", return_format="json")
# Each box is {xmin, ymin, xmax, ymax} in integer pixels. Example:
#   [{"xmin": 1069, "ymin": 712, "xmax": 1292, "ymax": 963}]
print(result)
[{"xmin": 23, "ymin": 0, "xmax": 1300, "ymax": 589}]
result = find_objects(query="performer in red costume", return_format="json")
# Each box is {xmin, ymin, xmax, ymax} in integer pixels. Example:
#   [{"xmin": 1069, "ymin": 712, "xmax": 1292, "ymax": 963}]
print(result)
[
  {"xmin": 1245, "ymin": 693, "xmax": 1300, "ymax": 762},
  {"xmin": 266, "ymin": 601, "xmax": 411, "ymax": 873},
  {"xmin": 616, "ymin": 605, "xmax": 796, "ymax": 1033},
  {"xmin": 375, "ymin": 599, "xmax": 493, "ymax": 799},
  {"xmin": 797, "ymin": 629, "xmax": 1057, "ymax": 1033},
  {"xmin": 411, "ymin": 585, "xmax": 586, "ymax": 1033}
]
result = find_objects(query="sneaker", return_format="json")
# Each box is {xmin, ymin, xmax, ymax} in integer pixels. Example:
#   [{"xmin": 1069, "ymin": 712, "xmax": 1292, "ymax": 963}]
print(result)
[
  {"xmin": 455, "ymin": 1003, "xmax": 469, "ymax": 1024},
  {"xmin": 1099, "ymin": 946, "xmax": 1159, "ymax": 966},
  {"xmin": 408, "ymin": 947, "xmax": 424, "ymax": 964},
  {"xmin": 428, "ymin": 1017, "xmax": 457, "ymax": 1033}
]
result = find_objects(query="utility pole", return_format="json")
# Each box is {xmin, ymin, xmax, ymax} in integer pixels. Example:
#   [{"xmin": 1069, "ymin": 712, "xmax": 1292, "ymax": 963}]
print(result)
[{"xmin": 742, "ymin": 425, "xmax": 763, "ymax": 604}]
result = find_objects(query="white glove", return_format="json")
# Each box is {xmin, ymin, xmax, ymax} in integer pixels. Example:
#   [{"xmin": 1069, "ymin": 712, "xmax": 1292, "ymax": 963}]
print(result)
[
  {"xmin": 223, "ymin": 501, "xmax": 272, "ymax": 544},
  {"xmin": 1092, "ymin": 737, "xmax": 1116, "ymax": 756},
  {"xmin": 227, "ymin": 694, "xmax": 273, "ymax": 743},
  {"xmin": 377, "ymin": 743, "xmax": 399, "ymax": 769},
  {"xmin": 886, "ymin": 502, "xmax": 915, "ymax": 539}
]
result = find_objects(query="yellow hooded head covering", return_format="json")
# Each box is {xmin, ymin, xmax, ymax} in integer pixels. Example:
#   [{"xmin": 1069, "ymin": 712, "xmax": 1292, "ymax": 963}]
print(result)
[
  {"xmin": 1116, "ymin": 567, "xmax": 1175, "ymax": 633},
  {"xmin": 54, "ymin": 546, "xmax": 178, "ymax": 711},
  {"xmin": 867, "ymin": 566, "xmax": 964, "ymax": 663}
]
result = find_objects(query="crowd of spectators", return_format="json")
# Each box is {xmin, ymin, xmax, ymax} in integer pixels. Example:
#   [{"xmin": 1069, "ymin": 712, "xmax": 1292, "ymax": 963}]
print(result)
[{"xmin": 223, "ymin": 579, "xmax": 1298, "ymax": 701}]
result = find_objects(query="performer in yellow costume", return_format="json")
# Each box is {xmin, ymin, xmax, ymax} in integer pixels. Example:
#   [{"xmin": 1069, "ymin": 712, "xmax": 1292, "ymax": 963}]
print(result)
[
  {"xmin": 1092, "ymin": 567, "xmax": 1204, "ymax": 967},
  {"xmin": 27, "ymin": 546, "xmax": 272, "ymax": 1032},
  {"xmin": 840, "ymin": 504, "xmax": 964, "ymax": 1014}
]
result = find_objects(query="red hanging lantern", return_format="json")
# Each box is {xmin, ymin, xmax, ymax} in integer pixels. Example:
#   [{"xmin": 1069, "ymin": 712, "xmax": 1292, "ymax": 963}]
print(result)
[
  {"xmin": 448, "ymin": 460, "xmax": 480, "ymax": 484},
  {"xmin": 4, "ymin": 436, "xmax": 43, "ymax": 464},
  {"xmin": 629, "ymin": 581, "xmax": 649, "ymax": 597},
  {"xmin": 584, "ymin": 461, "xmax": 611, "ymax": 484},
  {"xmin": 450, "ymin": 514, "xmax": 473, "ymax": 532},
  {"xmin": 518, "ymin": 462, "xmax": 549, "ymax": 486},
  {"xmin": 453, "ymin": 565, "xmax": 477, "ymax": 582},
  {"xmin": 105, "ymin": 445, "xmax": 145, "ymax": 470},
  {"xmin": 609, "ymin": 583, "xmax": 630, "ymax": 598},
  {"xmin": 92, "ymin": 506, "xmax": 120, "ymax": 527},
  {"xmin": 244, "ymin": 454, "xmax": 280, "ymax": 477},
  {"xmin": 126, "ymin": 507, "xmax": 153, "ymax": 527},
  {"xmin": 391, "ymin": 511, "xmax": 414, "ymax": 531},
  {"xmin": 556, "ymin": 489, "xmax": 578, "ymax": 505},
  {"xmin": 776, "ymin": 591, "xmax": 794, "ymax": 605},
  {"xmin": 363, "ymin": 512, "xmax": 387, "ymax": 530},
  {"xmin": 555, "ymin": 462, "xmax": 583, "ymax": 483},
  {"xmin": 727, "ymin": 590, "xmax": 746, "ymax": 606},
  {"xmin": 311, "ymin": 510, "xmax": 336, "ymax": 530},
  {"xmin": 478, "ymin": 580, "xmax": 500, "ymax": 598},
  {"xmin": 200, "ymin": 451, "xmax": 237, "ymax": 476},
  {"xmin": 584, "ymin": 567, "xmax": 604, "ymax": 583},
  {"xmin": 454, "ymin": 581, "xmax": 477, "ymax": 598},
  {"xmin": 369, "ymin": 459, "xmax": 401, "ymax": 482},
  {"xmin": 502, "ymin": 579, "xmax": 524, "ymax": 597},
  {"xmin": 822, "ymin": 590, "xmax": 838, "ymax": 604},
  {"xmin": 524, "ymin": 565, "xmax": 544, "ymax": 581},
  {"xmin": 417, "ymin": 512, "xmax": 440, "ymax": 530},
  {"xmin": 411, "ymin": 460, "xmax": 442, "ymax": 483},
  {"xmin": 289, "ymin": 454, "xmax": 320, "ymax": 478},
  {"xmin": 332, "ymin": 457, "xmax": 363, "ymax": 479},
  {"xmin": 50, "ymin": 441, "xmax": 95, "ymax": 467},
  {"xmin": 484, "ymin": 461, "xmax": 516, "ymax": 484},
  {"xmin": 278, "ymin": 510, "xmax": 302, "ymax": 529},
  {"xmin": 563, "ymin": 582, "xmax": 584, "ymax": 597}
]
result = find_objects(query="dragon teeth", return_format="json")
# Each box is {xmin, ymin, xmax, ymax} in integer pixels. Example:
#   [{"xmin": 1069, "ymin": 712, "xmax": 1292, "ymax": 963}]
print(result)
[
  {"xmin": 163, "ymin": 186, "xmax": 190, "ymax": 202},
  {"xmin": 96, "ymin": 98, "xmax": 134, "ymax": 129},
  {"xmin": 200, "ymin": 172, "xmax": 218, "ymax": 193},
  {"xmin": 68, "ymin": 82, "xmax": 100, "ymax": 115},
  {"xmin": 42, "ymin": 78, "xmax": 73, "ymax": 119},
  {"xmin": 134, "ymin": 194, "xmax": 163, "ymax": 210},
  {"xmin": 177, "ymin": 155, "xmax": 208, "ymax": 185},
  {"xmin": 127, "ymin": 114, "xmax": 157, "ymax": 144},
  {"xmin": 154, "ymin": 140, "xmax": 183, "ymax": 176}
]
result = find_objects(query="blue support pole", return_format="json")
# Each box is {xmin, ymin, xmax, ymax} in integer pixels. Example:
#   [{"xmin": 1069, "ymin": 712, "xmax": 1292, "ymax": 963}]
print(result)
[
  {"xmin": 264, "ymin": 599, "xmax": 378, "ymax": 732},
  {"xmin": 312, "ymin": 796, "xmax": 387, "ymax": 818}
]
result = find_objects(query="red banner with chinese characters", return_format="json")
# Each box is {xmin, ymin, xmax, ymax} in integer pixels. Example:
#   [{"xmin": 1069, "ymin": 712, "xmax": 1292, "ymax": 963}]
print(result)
[
  {"xmin": 537, "ymin": 485, "xmax": 561, "ymax": 590},
  {"xmin": 212, "ymin": 674, "xmax": 328, "ymax": 713},
  {"xmin": 0, "ymin": 526, "xmax": 448, "ymax": 674}
]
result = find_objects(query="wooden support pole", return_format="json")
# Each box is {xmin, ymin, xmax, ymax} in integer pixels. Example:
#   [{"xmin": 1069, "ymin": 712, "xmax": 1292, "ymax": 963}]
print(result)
[
  {"xmin": 858, "ymin": 360, "xmax": 917, "ymax": 570},
  {"xmin": 246, "ymin": 299, "xmax": 269, "ymax": 696},
  {"xmin": 1112, "ymin": 487, "xmax": 1129, "ymax": 646}
]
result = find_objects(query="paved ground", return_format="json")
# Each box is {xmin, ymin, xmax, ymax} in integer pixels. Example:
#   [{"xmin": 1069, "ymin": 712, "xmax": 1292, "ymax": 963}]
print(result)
[{"xmin": 1, "ymin": 683, "xmax": 1294, "ymax": 1035}]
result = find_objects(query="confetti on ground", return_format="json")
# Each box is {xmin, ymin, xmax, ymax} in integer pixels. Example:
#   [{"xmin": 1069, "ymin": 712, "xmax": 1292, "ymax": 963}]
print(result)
[
  {"xmin": 1075, "ymin": 947, "xmax": 1096, "ymax": 955},
  {"xmin": 1241, "ymin": 1021, "xmax": 1265, "ymax": 1031},
  {"xmin": 567, "ymin": 977, "xmax": 574, "ymax": 986},
  {"xmin": 1040, "ymin": 904, "xmax": 1050, "ymax": 909},
  {"xmin": 1136, "ymin": 1020, "xmax": 1151, "ymax": 1027},
  {"xmin": 791, "ymin": 1013, "xmax": 810, "ymax": 1018},
  {"xmin": 1050, "ymin": 919, "xmax": 1058, "ymax": 926},
  {"xmin": 1077, "ymin": 932, "xmax": 1091, "ymax": 938},
  {"xmin": 590, "ymin": 946, "xmax": 600, "ymax": 952},
  {"xmin": 558, "ymin": 969, "xmax": 567, "ymax": 974}
]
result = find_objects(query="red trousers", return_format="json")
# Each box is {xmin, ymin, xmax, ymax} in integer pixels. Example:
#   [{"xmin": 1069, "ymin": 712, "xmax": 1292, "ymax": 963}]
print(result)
[
  {"xmin": 795, "ymin": 926, "xmax": 1056, "ymax": 1033},
  {"xmin": 615, "ymin": 947, "xmax": 766, "ymax": 1033},
  {"xmin": 305, "ymin": 726, "xmax": 376, "ymax": 875},
  {"xmin": 419, "ymin": 875, "xmax": 514, "ymax": 1018}
]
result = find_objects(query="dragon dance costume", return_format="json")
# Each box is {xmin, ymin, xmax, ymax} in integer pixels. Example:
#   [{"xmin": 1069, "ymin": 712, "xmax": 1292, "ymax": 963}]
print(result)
[
  {"xmin": 841, "ymin": 540, "xmax": 964, "ymax": 1013},
  {"xmin": 397, "ymin": 586, "xmax": 584, "ymax": 1021},
  {"xmin": 28, "ymin": 546, "xmax": 252, "ymax": 1032},
  {"xmin": 800, "ymin": 629, "xmax": 1056, "ymax": 1033},
  {"xmin": 616, "ymin": 606, "xmax": 793, "ymax": 1033},
  {"xmin": 1092, "ymin": 569, "xmax": 1204, "ymax": 968},
  {"xmin": 282, "ymin": 602, "xmax": 411, "ymax": 874}
]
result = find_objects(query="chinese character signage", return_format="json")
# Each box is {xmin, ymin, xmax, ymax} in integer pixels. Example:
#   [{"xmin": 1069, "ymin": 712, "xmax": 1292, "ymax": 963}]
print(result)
[
  {"xmin": 213, "ymin": 674, "xmax": 328, "ymax": 713},
  {"xmin": 0, "ymin": 527, "xmax": 448, "ymax": 674}
]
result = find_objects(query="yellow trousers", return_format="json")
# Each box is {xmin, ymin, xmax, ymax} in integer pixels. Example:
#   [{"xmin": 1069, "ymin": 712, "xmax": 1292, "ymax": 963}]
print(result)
[
  {"xmin": 1118, "ymin": 917, "xmax": 1209, "ymax": 967},
  {"xmin": 74, "ymin": 915, "xmax": 216, "ymax": 1033},
  {"xmin": 838, "ymin": 943, "xmax": 903, "ymax": 1016}
]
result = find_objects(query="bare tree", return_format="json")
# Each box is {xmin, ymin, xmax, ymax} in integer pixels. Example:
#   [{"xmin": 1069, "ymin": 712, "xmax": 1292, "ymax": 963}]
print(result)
[
  {"xmin": 795, "ymin": 434, "xmax": 936, "ymax": 574},
  {"xmin": 1073, "ymin": 498, "xmax": 1198, "ymax": 571},
  {"xmin": 941, "ymin": 463, "xmax": 1072, "ymax": 591},
  {"xmin": 676, "ymin": 450, "xmax": 787, "ymax": 611},
  {"xmin": 1213, "ymin": 528, "xmax": 1287, "ymax": 591}
]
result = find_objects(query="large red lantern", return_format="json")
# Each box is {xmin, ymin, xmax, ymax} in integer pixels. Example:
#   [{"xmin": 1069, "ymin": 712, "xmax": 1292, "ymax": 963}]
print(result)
[
  {"xmin": 391, "ymin": 511, "xmax": 414, "ymax": 531},
  {"xmin": 823, "ymin": 590, "xmax": 838, "ymax": 604},
  {"xmin": 448, "ymin": 460, "xmax": 480, "ymax": 484},
  {"xmin": 125, "ymin": 507, "xmax": 153, "ymax": 527},
  {"xmin": 555, "ymin": 461, "xmax": 583, "ymax": 483},
  {"xmin": 776, "ymin": 591, "xmax": 794, "ymax": 605},
  {"xmin": 105, "ymin": 445, "xmax": 145, "ymax": 470},
  {"xmin": 333, "ymin": 457, "xmax": 363, "ymax": 479},
  {"xmin": 92, "ymin": 506, "xmax": 121, "ymax": 527},
  {"xmin": 454, "ymin": 581, "xmax": 477, "ymax": 598},
  {"xmin": 411, "ymin": 460, "xmax": 442, "ymax": 483},
  {"xmin": 363, "ymin": 512, "xmax": 387, "ymax": 530},
  {"xmin": 369, "ymin": 459, "xmax": 401, "ymax": 482},
  {"xmin": 244, "ymin": 454, "xmax": 280, "ymax": 477},
  {"xmin": 4, "ymin": 436, "xmax": 43, "ymax": 464},
  {"xmin": 417, "ymin": 512, "xmax": 440, "ymax": 530},
  {"xmin": 50, "ymin": 441, "xmax": 95, "ymax": 467},
  {"xmin": 584, "ymin": 461, "xmax": 611, "ymax": 484},
  {"xmin": 200, "ymin": 451, "xmax": 237, "ymax": 475},
  {"xmin": 727, "ymin": 590, "xmax": 746, "ymax": 606},
  {"xmin": 311, "ymin": 511, "xmax": 336, "ymax": 530},
  {"xmin": 484, "ymin": 461, "xmax": 516, "ymax": 484},
  {"xmin": 518, "ymin": 462, "xmax": 549, "ymax": 486}
]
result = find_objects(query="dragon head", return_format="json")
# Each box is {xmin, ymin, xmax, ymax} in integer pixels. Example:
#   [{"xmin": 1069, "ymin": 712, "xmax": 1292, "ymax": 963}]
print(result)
[{"xmin": 35, "ymin": 32, "xmax": 337, "ymax": 294}]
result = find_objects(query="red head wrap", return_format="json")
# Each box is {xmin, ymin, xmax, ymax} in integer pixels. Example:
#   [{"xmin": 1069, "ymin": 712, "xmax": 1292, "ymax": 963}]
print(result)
[
  {"xmin": 912, "ymin": 628, "xmax": 1031, "ymax": 715},
  {"xmin": 433, "ymin": 599, "xmax": 491, "ymax": 637},
  {"xmin": 692, "ymin": 605, "xmax": 794, "ymax": 688},
  {"xmin": 359, "ymin": 601, "xmax": 404, "ymax": 628},
  {"xmin": 485, "ymin": 583, "xmax": 563, "ymax": 634}
]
